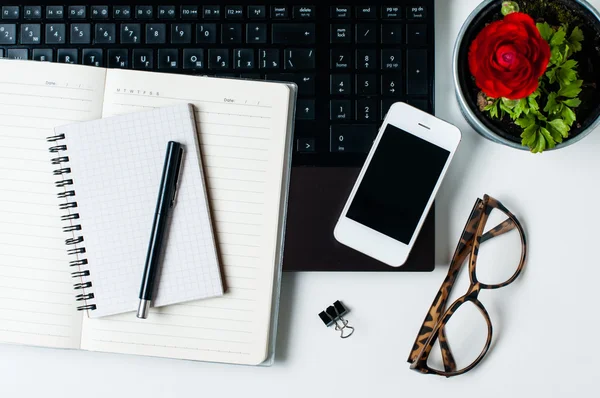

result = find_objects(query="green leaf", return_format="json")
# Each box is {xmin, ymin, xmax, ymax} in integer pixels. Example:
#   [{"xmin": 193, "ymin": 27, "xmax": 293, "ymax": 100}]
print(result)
[
  {"xmin": 489, "ymin": 102, "xmax": 499, "ymax": 119},
  {"xmin": 558, "ymin": 79, "xmax": 583, "ymax": 98},
  {"xmin": 515, "ymin": 113, "xmax": 536, "ymax": 129},
  {"xmin": 550, "ymin": 47, "xmax": 564, "ymax": 65},
  {"xmin": 558, "ymin": 66, "xmax": 578, "ymax": 86},
  {"xmin": 520, "ymin": 123, "xmax": 539, "ymax": 147},
  {"xmin": 546, "ymin": 67, "xmax": 558, "ymax": 84},
  {"xmin": 543, "ymin": 92, "xmax": 562, "ymax": 115},
  {"xmin": 540, "ymin": 127, "xmax": 557, "ymax": 149},
  {"xmin": 561, "ymin": 105, "xmax": 577, "ymax": 126},
  {"xmin": 562, "ymin": 98, "xmax": 581, "ymax": 108},
  {"xmin": 568, "ymin": 26, "xmax": 584, "ymax": 53},
  {"xmin": 550, "ymin": 28, "xmax": 567, "ymax": 46},
  {"xmin": 537, "ymin": 22, "xmax": 554, "ymax": 42},
  {"xmin": 562, "ymin": 59, "xmax": 578, "ymax": 69},
  {"xmin": 533, "ymin": 130, "xmax": 548, "ymax": 153},
  {"xmin": 548, "ymin": 118, "xmax": 570, "ymax": 138},
  {"xmin": 528, "ymin": 95, "xmax": 539, "ymax": 113}
]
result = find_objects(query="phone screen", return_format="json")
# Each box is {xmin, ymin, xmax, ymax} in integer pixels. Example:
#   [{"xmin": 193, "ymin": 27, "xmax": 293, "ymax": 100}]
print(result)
[{"xmin": 347, "ymin": 124, "xmax": 450, "ymax": 244}]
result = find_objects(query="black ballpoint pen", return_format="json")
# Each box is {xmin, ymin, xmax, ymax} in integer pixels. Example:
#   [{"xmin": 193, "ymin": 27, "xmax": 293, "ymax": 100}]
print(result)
[{"xmin": 137, "ymin": 141, "xmax": 184, "ymax": 319}]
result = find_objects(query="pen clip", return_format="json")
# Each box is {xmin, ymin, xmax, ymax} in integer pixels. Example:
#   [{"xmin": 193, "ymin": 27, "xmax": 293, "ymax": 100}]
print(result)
[{"xmin": 170, "ymin": 147, "xmax": 184, "ymax": 208}]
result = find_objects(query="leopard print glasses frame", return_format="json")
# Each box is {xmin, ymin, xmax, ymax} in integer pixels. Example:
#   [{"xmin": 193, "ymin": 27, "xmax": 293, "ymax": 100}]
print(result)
[{"xmin": 407, "ymin": 194, "xmax": 527, "ymax": 377}]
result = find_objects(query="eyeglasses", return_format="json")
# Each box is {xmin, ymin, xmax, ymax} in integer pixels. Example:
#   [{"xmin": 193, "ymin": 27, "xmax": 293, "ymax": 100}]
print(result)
[{"xmin": 407, "ymin": 194, "xmax": 527, "ymax": 377}]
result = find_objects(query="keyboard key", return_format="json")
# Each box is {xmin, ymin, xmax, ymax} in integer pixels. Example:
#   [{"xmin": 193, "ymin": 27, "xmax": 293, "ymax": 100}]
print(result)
[
  {"xmin": 356, "ymin": 74, "xmax": 376, "ymax": 95},
  {"xmin": 297, "ymin": 138, "xmax": 316, "ymax": 152},
  {"xmin": 171, "ymin": 24, "xmax": 192, "ymax": 44},
  {"xmin": 2, "ymin": 6, "xmax": 19, "ymax": 19},
  {"xmin": 382, "ymin": 49, "xmax": 401, "ymax": 70},
  {"xmin": 70, "ymin": 24, "xmax": 91, "ymax": 44},
  {"xmin": 356, "ymin": 23, "xmax": 376, "ymax": 44},
  {"xmin": 108, "ymin": 49, "xmax": 129, "ymax": 68},
  {"xmin": 159, "ymin": 5, "xmax": 177, "ymax": 19},
  {"xmin": 407, "ymin": 49, "xmax": 428, "ymax": 95},
  {"xmin": 356, "ymin": 49, "xmax": 375, "ymax": 69},
  {"xmin": 381, "ymin": 99, "xmax": 396, "ymax": 119},
  {"xmin": 203, "ymin": 6, "xmax": 221, "ymax": 19},
  {"xmin": 284, "ymin": 48, "xmax": 315, "ymax": 70},
  {"xmin": 20, "ymin": 24, "xmax": 41, "ymax": 45},
  {"xmin": 331, "ymin": 6, "xmax": 351, "ymax": 18},
  {"xmin": 7, "ymin": 48, "xmax": 28, "ymax": 60},
  {"xmin": 180, "ymin": 6, "xmax": 197, "ymax": 19},
  {"xmin": 183, "ymin": 49, "xmax": 204, "ymax": 69},
  {"xmin": 259, "ymin": 49, "xmax": 280, "ymax": 69},
  {"xmin": 58, "ymin": 49, "xmax": 78, "ymax": 64},
  {"xmin": 247, "ymin": 24, "xmax": 267, "ymax": 44},
  {"xmin": 92, "ymin": 6, "xmax": 110, "ymax": 19},
  {"xmin": 382, "ymin": 6, "xmax": 403, "ymax": 19},
  {"xmin": 33, "ymin": 49, "xmax": 53, "ymax": 62},
  {"xmin": 68, "ymin": 6, "xmax": 86, "ymax": 19},
  {"xmin": 248, "ymin": 6, "xmax": 266, "ymax": 19},
  {"xmin": 407, "ymin": 24, "xmax": 427, "ymax": 46},
  {"xmin": 24, "ymin": 6, "xmax": 42, "ymax": 19},
  {"xmin": 272, "ymin": 24, "xmax": 315, "ymax": 44},
  {"xmin": 271, "ymin": 6, "xmax": 289, "ymax": 19},
  {"xmin": 0, "ymin": 49, "xmax": 4, "ymax": 58},
  {"xmin": 95, "ymin": 24, "xmax": 116, "ymax": 44},
  {"xmin": 296, "ymin": 100, "xmax": 315, "ymax": 120},
  {"xmin": 208, "ymin": 49, "xmax": 229, "ymax": 69},
  {"xmin": 407, "ymin": 99, "xmax": 429, "ymax": 113},
  {"xmin": 330, "ymin": 49, "xmax": 351, "ymax": 69},
  {"xmin": 146, "ymin": 24, "xmax": 167, "ymax": 44},
  {"xmin": 197, "ymin": 24, "xmax": 217, "ymax": 44},
  {"xmin": 0, "ymin": 24, "xmax": 16, "ymax": 44},
  {"xmin": 331, "ymin": 100, "xmax": 351, "ymax": 120},
  {"xmin": 266, "ymin": 73, "xmax": 315, "ymax": 95},
  {"xmin": 293, "ymin": 6, "xmax": 315, "ymax": 19},
  {"xmin": 136, "ymin": 6, "xmax": 153, "ymax": 19},
  {"xmin": 46, "ymin": 24, "xmax": 66, "ymax": 44},
  {"xmin": 82, "ymin": 49, "xmax": 103, "ymax": 66},
  {"xmin": 357, "ymin": 98, "xmax": 377, "ymax": 121},
  {"xmin": 46, "ymin": 6, "xmax": 65, "ymax": 19},
  {"xmin": 121, "ymin": 24, "xmax": 142, "ymax": 44},
  {"xmin": 158, "ymin": 49, "xmax": 179, "ymax": 69},
  {"xmin": 234, "ymin": 49, "xmax": 255, "ymax": 70},
  {"xmin": 331, "ymin": 25, "xmax": 351, "ymax": 43},
  {"xmin": 226, "ymin": 6, "xmax": 243, "ymax": 19},
  {"xmin": 382, "ymin": 24, "xmax": 402, "ymax": 44},
  {"xmin": 356, "ymin": 6, "xmax": 376, "ymax": 19},
  {"xmin": 113, "ymin": 6, "xmax": 130, "ymax": 19},
  {"xmin": 331, "ymin": 74, "xmax": 351, "ymax": 95},
  {"xmin": 408, "ymin": 6, "xmax": 427, "ymax": 19},
  {"xmin": 222, "ymin": 24, "xmax": 242, "ymax": 44},
  {"xmin": 381, "ymin": 74, "xmax": 401, "ymax": 96},
  {"xmin": 330, "ymin": 125, "xmax": 377, "ymax": 153},
  {"xmin": 133, "ymin": 49, "xmax": 154, "ymax": 70}
]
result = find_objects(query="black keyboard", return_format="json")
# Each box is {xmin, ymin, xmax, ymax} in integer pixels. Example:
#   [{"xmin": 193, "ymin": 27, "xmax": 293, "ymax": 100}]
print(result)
[{"xmin": 0, "ymin": 1, "xmax": 434, "ymax": 168}]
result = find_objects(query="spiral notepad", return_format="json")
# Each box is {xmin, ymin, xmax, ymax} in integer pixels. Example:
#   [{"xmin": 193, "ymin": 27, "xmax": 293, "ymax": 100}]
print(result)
[{"xmin": 48, "ymin": 104, "xmax": 224, "ymax": 318}]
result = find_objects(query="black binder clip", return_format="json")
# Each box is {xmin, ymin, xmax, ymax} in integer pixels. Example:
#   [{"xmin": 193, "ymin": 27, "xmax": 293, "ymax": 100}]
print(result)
[{"xmin": 318, "ymin": 300, "xmax": 355, "ymax": 339}]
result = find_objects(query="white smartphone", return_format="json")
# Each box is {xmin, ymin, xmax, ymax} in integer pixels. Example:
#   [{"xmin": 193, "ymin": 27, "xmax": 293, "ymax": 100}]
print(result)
[{"xmin": 334, "ymin": 102, "xmax": 461, "ymax": 267}]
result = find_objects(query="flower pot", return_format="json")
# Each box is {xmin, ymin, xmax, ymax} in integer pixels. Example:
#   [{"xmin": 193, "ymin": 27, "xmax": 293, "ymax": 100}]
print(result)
[{"xmin": 453, "ymin": 0, "xmax": 600, "ymax": 150}]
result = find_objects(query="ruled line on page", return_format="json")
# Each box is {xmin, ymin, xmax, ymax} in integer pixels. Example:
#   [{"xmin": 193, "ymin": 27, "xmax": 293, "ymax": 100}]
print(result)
[
  {"xmin": 100, "ymin": 318, "xmax": 254, "ymax": 334},
  {"xmin": 114, "ymin": 92, "xmax": 272, "ymax": 108},
  {"xmin": 0, "ymin": 306, "xmax": 74, "ymax": 317},
  {"xmin": 0, "ymin": 317, "xmax": 73, "ymax": 328},
  {"xmin": 0, "ymin": 284, "xmax": 73, "ymax": 296},
  {"xmin": 92, "ymin": 329, "xmax": 252, "ymax": 345},
  {"xmin": 0, "ymin": 81, "xmax": 94, "ymax": 91},
  {"xmin": 0, "ymin": 102, "xmax": 92, "ymax": 112},
  {"xmin": 89, "ymin": 339, "xmax": 251, "ymax": 355},
  {"xmin": 0, "ymin": 328, "xmax": 71, "ymax": 338},
  {"xmin": 0, "ymin": 113, "xmax": 80, "ymax": 122},
  {"xmin": 0, "ymin": 91, "xmax": 92, "ymax": 102},
  {"xmin": 0, "ymin": 296, "xmax": 71, "ymax": 306}
]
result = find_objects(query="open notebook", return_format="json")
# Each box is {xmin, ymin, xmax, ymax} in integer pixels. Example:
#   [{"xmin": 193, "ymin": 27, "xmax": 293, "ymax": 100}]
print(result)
[
  {"xmin": 0, "ymin": 60, "xmax": 296, "ymax": 365},
  {"xmin": 52, "ymin": 104, "xmax": 224, "ymax": 318}
]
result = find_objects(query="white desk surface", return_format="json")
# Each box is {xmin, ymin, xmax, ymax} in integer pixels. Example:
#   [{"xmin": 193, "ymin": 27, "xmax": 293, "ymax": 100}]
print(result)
[{"xmin": 2, "ymin": 0, "xmax": 599, "ymax": 396}]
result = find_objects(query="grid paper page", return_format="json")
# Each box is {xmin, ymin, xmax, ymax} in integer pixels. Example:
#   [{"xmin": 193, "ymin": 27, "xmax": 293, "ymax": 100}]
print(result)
[
  {"xmin": 79, "ymin": 70, "xmax": 291, "ymax": 365},
  {"xmin": 0, "ymin": 60, "xmax": 106, "ymax": 348},
  {"xmin": 56, "ymin": 104, "xmax": 223, "ymax": 318}
]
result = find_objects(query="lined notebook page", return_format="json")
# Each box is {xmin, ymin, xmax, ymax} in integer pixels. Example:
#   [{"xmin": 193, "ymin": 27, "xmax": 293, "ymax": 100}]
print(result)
[
  {"xmin": 56, "ymin": 105, "xmax": 223, "ymax": 318},
  {"xmin": 0, "ymin": 60, "xmax": 106, "ymax": 348},
  {"xmin": 80, "ymin": 70, "xmax": 291, "ymax": 365}
]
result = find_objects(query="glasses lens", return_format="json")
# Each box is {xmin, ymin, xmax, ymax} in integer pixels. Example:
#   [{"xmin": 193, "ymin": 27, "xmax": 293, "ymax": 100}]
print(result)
[
  {"xmin": 474, "ymin": 207, "xmax": 523, "ymax": 286},
  {"xmin": 426, "ymin": 300, "xmax": 489, "ymax": 373}
]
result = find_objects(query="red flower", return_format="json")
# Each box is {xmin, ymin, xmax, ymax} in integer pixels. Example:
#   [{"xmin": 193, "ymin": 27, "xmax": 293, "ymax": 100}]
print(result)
[{"xmin": 468, "ymin": 12, "xmax": 551, "ymax": 100}]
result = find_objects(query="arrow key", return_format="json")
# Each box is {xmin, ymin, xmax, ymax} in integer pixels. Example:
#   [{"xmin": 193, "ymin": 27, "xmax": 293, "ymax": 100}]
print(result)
[
  {"xmin": 297, "ymin": 138, "xmax": 316, "ymax": 153},
  {"xmin": 381, "ymin": 74, "xmax": 402, "ymax": 96},
  {"xmin": 296, "ymin": 99, "xmax": 315, "ymax": 120},
  {"xmin": 356, "ymin": 99, "xmax": 377, "ymax": 122}
]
